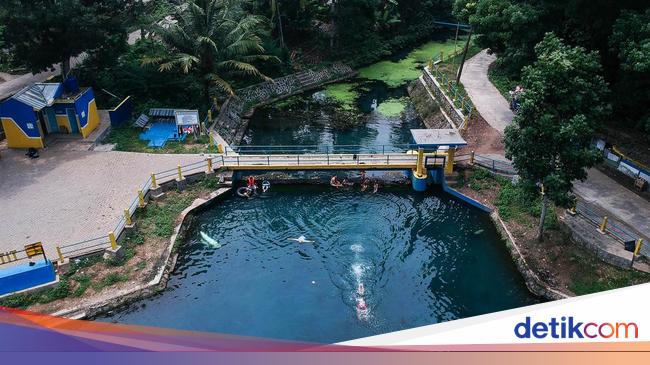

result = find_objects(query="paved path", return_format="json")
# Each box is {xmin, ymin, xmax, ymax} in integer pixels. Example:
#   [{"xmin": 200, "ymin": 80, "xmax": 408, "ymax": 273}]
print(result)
[
  {"xmin": 0, "ymin": 146, "xmax": 205, "ymax": 256},
  {"xmin": 460, "ymin": 49, "xmax": 514, "ymax": 134},
  {"xmin": 573, "ymin": 169, "xmax": 650, "ymax": 241}
]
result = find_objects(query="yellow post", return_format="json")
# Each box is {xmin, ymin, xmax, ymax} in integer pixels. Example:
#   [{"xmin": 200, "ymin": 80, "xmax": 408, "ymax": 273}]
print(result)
[
  {"xmin": 634, "ymin": 239, "xmax": 643, "ymax": 256},
  {"xmin": 208, "ymin": 110, "xmax": 212, "ymax": 122},
  {"xmin": 416, "ymin": 148, "xmax": 425, "ymax": 176},
  {"xmin": 56, "ymin": 246, "xmax": 64, "ymax": 262},
  {"xmin": 428, "ymin": 59, "xmax": 433, "ymax": 71},
  {"xmin": 470, "ymin": 151, "xmax": 475, "ymax": 165},
  {"xmin": 124, "ymin": 209, "xmax": 132, "ymax": 226},
  {"xmin": 177, "ymin": 164, "xmax": 183, "ymax": 180},
  {"xmin": 207, "ymin": 157, "xmax": 213, "ymax": 173},
  {"xmin": 209, "ymin": 133, "xmax": 214, "ymax": 148},
  {"xmin": 151, "ymin": 173, "xmax": 158, "ymax": 189},
  {"xmin": 217, "ymin": 144, "xmax": 224, "ymax": 154},
  {"xmin": 138, "ymin": 189, "xmax": 145, "ymax": 208},
  {"xmin": 598, "ymin": 216, "xmax": 609, "ymax": 234},
  {"xmin": 440, "ymin": 51, "xmax": 444, "ymax": 62},
  {"xmin": 461, "ymin": 98, "xmax": 465, "ymax": 110},
  {"xmin": 108, "ymin": 231, "xmax": 118, "ymax": 250},
  {"xmin": 444, "ymin": 148, "xmax": 455, "ymax": 175},
  {"xmin": 463, "ymin": 115, "xmax": 470, "ymax": 132},
  {"xmin": 568, "ymin": 200, "xmax": 577, "ymax": 215}
]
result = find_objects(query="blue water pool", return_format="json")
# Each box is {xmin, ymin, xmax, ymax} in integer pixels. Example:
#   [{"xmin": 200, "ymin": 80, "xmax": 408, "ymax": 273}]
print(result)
[{"xmin": 100, "ymin": 185, "xmax": 538, "ymax": 343}]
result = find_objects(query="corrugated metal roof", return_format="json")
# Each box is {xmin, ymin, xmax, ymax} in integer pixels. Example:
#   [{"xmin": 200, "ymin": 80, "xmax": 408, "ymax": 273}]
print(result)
[
  {"xmin": 12, "ymin": 83, "xmax": 62, "ymax": 110},
  {"xmin": 149, "ymin": 108, "xmax": 176, "ymax": 118}
]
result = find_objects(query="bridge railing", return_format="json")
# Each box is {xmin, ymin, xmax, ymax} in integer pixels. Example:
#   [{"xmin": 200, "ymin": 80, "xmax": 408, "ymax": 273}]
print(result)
[
  {"xmin": 219, "ymin": 152, "xmax": 446, "ymax": 168},
  {"xmin": 225, "ymin": 144, "xmax": 423, "ymax": 155}
]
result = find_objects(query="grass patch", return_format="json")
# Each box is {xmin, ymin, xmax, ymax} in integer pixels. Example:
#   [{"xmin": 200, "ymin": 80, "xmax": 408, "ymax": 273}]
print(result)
[
  {"xmin": 72, "ymin": 274, "xmax": 92, "ymax": 297},
  {"xmin": 93, "ymin": 273, "xmax": 129, "ymax": 291},
  {"xmin": 376, "ymin": 98, "xmax": 407, "ymax": 117},
  {"xmin": 568, "ymin": 253, "xmax": 650, "ymax": 295},
  {"xmin": 0, "ymin": 279, "xmax": 71, "ymax": 309},
  {"xmin": 488, "ymin": 63, "xmax": 519, "ymax": 100},
  {"xmin": 104, "ymin": 126, "xmax": 211, "ymax": 154}
]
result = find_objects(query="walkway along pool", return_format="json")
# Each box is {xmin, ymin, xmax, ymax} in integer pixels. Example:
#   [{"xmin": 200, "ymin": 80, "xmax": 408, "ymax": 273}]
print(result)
[{"xmin": 100, "ymin": 185, "xmax": 539, "ymax": 343}]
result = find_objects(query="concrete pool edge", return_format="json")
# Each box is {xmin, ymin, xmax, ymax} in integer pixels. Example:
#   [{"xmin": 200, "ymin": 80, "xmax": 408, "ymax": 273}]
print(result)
[
  {"xmin": 490, "ymin": 211, "xmax": 570, "ymax": 301},
  {"xmin": 51, "ymin": 187, "xmax": 232, "ymax": 320},
  {"xmin": 51, "ymin": 181, "xmax": 560, "ymax": 321}
]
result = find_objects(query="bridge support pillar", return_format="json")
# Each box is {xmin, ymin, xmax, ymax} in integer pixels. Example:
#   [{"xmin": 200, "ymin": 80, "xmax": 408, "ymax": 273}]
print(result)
[
  {"xmin": 444, "ymin": 148, "xmax": 455, "ymax": 175},
  {"xmin": 411, "ymin": 169, "xmax": 428, "ymax": 192}
]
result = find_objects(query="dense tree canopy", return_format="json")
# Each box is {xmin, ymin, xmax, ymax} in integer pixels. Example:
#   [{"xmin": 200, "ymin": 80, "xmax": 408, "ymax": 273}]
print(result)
[
  {"xmin": 144, "ymin": 0, "xmax": 279, "ymax": 102},
  {"xmin": 2, "ymin": 0, "xmax": 126, "ymax": 77},
  {"xmin": 504, "ymin": 34, "xmax": 608, "ymax": 239},
  {"xmin": 454, "ymin": 0, "xmax": 650, "ymax": 138}
]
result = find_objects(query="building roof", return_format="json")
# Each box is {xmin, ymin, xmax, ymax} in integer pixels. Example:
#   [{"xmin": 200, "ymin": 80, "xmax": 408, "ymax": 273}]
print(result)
[
  {"xmin": 410, "ymin": 129, "xmax": 467, "ymax": 147},
  {"xmin": 12, "ymin": 83, "xmax": 62, "ymax": 110},
  {"xmin": 174, "ymin": 109, "xmax": 199, "ymax": 126}
]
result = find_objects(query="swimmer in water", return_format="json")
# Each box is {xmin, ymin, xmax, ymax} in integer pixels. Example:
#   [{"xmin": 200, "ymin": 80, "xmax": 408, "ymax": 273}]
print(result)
[
  {"xmin": 373, "ymin": 181, "xmax": 379, "ymax": 193},
  {"xmin": 356, "ymin": 297, "xmax": 367, "ymax": 311},
  {"xmin": 342, "ymin": 178, "xmax": 354, "ymax": 187},
  {"xmin": 357, "ymin": 283, "xmax": 365, "ymax": 296},
  {"xmin": 288, "ymin": 235, "xmax": 314, "ymax": 244},
  {"xmin": 361, "ymin": 178, "xmax": 370, "ymax": 192},
  {"xmin": 330, "ymin": 175, "xmax": 343, "ymax": 188}
]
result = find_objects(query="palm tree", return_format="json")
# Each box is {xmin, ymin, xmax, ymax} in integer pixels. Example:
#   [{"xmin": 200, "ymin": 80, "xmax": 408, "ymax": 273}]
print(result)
[{"xmin": 144, "ymin": 0, "xmax": 279, "ymax": 102}]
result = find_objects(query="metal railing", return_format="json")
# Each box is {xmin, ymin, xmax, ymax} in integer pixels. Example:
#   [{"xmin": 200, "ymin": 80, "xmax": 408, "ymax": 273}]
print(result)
[
  {"xmin": 225, "ymin": 143, "xmax": 422, "ymax": 155},
  {"xmin": 17, "ymin": 147, "xmax": 454, "ymax": 264},
  {"xmin": 575, "ymin": 200, "xmax": 648, "ymax": 257},
  {"xmin": 473, "ymin": 154, "xmax": 517, "ymax": 175},
  {"xmin": 429, "ymin": 63, "xmax": 475, "ymax": 120}
]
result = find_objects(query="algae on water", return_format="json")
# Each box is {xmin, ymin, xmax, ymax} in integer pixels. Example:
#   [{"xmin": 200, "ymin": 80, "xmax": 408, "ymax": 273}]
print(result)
[
  {"xmin": 323, "ymin": 82, "xmax": 359, "ymax": 110},
  {"xmin": 358, "ymin": 38, "xmax": 467, "ymax": 88},
  {"xmin": 376, "ymin": 98, "xmax": 407, "ymax": 117}
]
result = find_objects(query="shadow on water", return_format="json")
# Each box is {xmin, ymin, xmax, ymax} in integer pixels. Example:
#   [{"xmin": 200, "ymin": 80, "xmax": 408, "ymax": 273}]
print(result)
[{"xmin": 99, "ymin": 185, "xmax": 539, "ymax": 343}]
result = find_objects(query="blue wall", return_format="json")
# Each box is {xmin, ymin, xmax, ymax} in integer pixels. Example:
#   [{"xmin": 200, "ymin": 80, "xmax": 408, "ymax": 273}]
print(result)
[
  {"xmin": 0, "ymin": 98, "xmax": 40, "ymax": 138},
  {"xmin": 109, "ymin": 96, "xmax": 133, "ymax": 126},
  {"xmin": 0, "ymin": 261, "xmax": 57, "ymax": 296}
]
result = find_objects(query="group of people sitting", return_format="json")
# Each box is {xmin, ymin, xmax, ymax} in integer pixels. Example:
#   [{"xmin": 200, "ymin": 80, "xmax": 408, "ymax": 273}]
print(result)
[{"xmin": 330, "ymin": 171, "xmax": 379, "ymax": 193}]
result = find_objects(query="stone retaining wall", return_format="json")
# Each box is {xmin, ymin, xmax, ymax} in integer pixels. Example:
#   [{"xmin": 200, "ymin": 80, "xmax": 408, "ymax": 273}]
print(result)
[
  {"xmin": 421, "ymin": 67, "xmax": 467, "ymax": 129},
  {"xmin": 212, "ymin": 63, "xmax": 356, "ymax": 145},
  {"xmin": 52, "ymin": 184, "xmax": 232, "ymax": 319},
  {"xmin": 490, "ymin": 211, "xmax": 571, "ymax": 301}
]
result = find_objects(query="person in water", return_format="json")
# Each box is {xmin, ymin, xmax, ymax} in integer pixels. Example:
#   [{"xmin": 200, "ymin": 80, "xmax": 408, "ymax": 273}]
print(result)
[
  {"xmin": 357, "ymin": 283, "xmax": 365, "ymax": 296},
  {"xmin": 330, "ymin": 175, "xmax": 343, "ymax": 188},
  {"xmin": 356, "ymin": 297, "xmax": 367, "ymax": 311},
  {"xmin": 373, "ymin": 181, "xmax": 379, "ymax": 193},
  {"xmin": 361, "ymin": 178, "xmax": 370, "ymax": 192},
  {"xmin": 359, "ymin": 170, "xmax": 366, "ymax": 182},
  {"xmin": 342, "ymin": 178, "xmax": 354, "ymax": 187},
  {"xmin": 247, "ymin": 175, "xmax": 257, "ymax": 189}
]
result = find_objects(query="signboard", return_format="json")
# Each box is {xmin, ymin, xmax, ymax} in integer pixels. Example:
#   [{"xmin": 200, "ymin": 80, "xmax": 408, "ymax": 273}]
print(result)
[{"xmin": 25, "ymin": 242, "xmax": 44, "ymax": 258}]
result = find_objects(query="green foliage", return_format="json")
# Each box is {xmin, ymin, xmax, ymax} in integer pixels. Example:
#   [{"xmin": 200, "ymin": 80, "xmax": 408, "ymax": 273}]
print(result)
[
  {"xmin": 146, "ymin": 0, "xmax": 280, "ymax": 101},
  {"xmin": 504, "ymin": 34, "xmax": 607, "ymax": 205},
  {"xmin": 2, "ymin": 0, "xmax": 126, "ymax": 76},
  {"xmin": 568, "ymin": 253, "xmax": 650, "ymax": 295},
  {"xmin": 323, "ymin": 83, "xmax": 359, "ymax": 110},
  {"xmin": 0, "ymin": 279, "xmax": 71, "ymax": 309},
  {"xmin": 72, "ymin": 274, "xmax": 92, "ymax": 297},
  {"xmin": 93, "ymin": 273, "xmax": 129, "ymax": 291},
  {"xmin": 141, "ymin": 195, "xmax": 197, "ymax": 237},
  {"xmin": 104, "ymin": 126, "xmax": 210, "ymax": 154},
  {"xmin": 488, "ymin": 64, "xmax": 518, "ymax": 100}
]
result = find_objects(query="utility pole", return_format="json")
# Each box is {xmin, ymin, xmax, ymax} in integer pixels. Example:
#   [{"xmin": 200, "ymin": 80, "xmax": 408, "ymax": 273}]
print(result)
[
  {"xmin": 276, "ymin": 0, "xmax": 285, "ymax": 48},
  {"xmin": 455, "ymin": 29, "xmax": 473, "ymax": 84}
]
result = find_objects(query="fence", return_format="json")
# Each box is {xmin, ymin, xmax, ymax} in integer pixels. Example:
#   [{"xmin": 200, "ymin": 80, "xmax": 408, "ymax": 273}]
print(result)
[
  {"xmin": 225, "ymin": 143, "xmax": 424, "ymax": 155},
  {"xmin": 473, "ymin": 154, "xmax": 517, "ymax": 175},
  {"xmin": 595, "ymin": 139, "xmax": 650, "ymax": 187},
  {"xmin": 575, "ymin": 200, "xmax": 648, "ymax": 257},
  {"xmin": 421, "ymin": 62, "xmax": 473, "ymax": 131}
]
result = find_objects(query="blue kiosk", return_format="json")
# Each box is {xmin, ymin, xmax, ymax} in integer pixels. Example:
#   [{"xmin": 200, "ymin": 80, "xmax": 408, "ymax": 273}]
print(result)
[{"xmin": 409, "ymin": 129, "xmax": 467, "ymax": 191}]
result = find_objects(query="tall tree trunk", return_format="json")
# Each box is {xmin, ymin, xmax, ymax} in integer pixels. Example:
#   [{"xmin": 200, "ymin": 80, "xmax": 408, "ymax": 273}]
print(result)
[
  {"xmin": 61, "ymin": 57, "xmax": 71, "ymax": 79},
  {"xmin": 537, "ymin": 194, "xmax": 547, "ymax": 242},
  {"xmin": 276, "ymin": 1, "xmax": 285, "ymax": 48},
  {"xmin": 329, "ymin": 1, "xmax": 336, "ymax": 49}
]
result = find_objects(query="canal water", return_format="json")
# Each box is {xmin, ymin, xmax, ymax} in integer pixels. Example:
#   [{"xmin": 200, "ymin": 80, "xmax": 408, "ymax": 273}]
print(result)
[
  {"xmin": 242, "ymin": 36, "xmax": 466, "ymax": 149},
  {"xmin": 101, "ymin": 185, "xmax": 538, "ymax": 343}
]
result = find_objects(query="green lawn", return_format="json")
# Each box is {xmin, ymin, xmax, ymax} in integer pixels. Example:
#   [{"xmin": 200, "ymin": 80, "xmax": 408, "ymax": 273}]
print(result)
[{"xmin": 104, "ymin": 126, "xmax": 213, "ymax": 154}]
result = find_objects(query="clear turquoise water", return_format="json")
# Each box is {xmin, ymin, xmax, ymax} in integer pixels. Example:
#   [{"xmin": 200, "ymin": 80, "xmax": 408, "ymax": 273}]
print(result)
[{"xmin": 101, "ymin": 185, "xmax": 538, "ymax": 343}]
